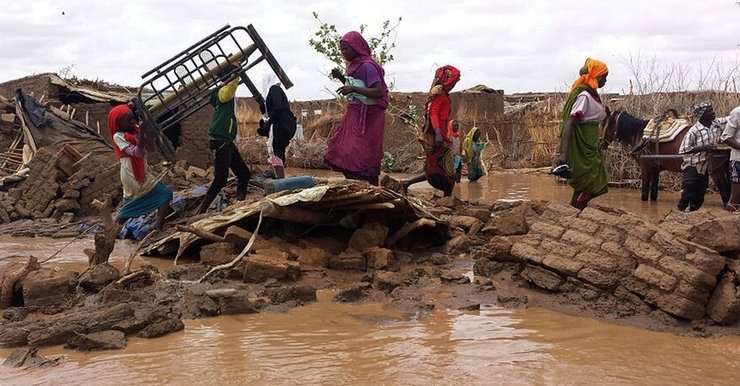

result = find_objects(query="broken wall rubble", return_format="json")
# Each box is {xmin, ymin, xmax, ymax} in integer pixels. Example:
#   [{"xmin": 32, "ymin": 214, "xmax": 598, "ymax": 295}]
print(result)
[{"xmin": 475, "ymin": 201, "xmax": 739, "ymax": 323}]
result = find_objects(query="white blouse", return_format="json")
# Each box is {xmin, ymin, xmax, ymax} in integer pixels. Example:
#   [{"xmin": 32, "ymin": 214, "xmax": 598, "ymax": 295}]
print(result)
[
  {"xmin": 113, "ymin": 132, "xmax": 157, "ymax": 200},
  {"xmin": 570, "ymin": 91, "xmax": 605, "ymax": 123}
]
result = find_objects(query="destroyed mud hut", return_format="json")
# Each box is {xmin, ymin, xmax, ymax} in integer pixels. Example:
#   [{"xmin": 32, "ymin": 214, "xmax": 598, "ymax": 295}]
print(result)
[{"xmin": 0, "ymin": 74, "xmax": 219, "ymax": 227}]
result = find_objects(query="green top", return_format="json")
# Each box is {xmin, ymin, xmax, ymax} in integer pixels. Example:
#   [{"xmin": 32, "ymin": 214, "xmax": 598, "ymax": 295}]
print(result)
[{"xmin": 208, "ymin": 77, "xmax": 239, "ymax": 141}]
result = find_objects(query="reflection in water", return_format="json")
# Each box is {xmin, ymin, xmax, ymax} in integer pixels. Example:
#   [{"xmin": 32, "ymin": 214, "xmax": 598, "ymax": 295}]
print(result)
[
  {"xmin": 0, "ymin": 172, "xmax": 737, "ymax": 384},
  {"xmin": 456, "ymin": 172, "xmax": 724, "ymax": 218},
  {"xmin": 0, "ymin": 235, "xmax": 174, "ymax": 273},
  {"xmin": 2, "ymin": 299, "xmax": 738, "ymax": 385}
]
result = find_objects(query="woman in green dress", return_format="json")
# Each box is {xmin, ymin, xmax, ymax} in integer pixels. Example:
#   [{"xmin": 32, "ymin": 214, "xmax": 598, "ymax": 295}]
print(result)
[{"xmin": 554, "ymin": 58, "xmax": 610, "ymax": 210}]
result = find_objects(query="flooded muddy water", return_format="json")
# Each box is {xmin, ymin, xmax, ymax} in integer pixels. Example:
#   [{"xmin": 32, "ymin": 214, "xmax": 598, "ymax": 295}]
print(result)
[{"xmin": 1, "ymin": 172, "xmax": 737, "ymax": 385}]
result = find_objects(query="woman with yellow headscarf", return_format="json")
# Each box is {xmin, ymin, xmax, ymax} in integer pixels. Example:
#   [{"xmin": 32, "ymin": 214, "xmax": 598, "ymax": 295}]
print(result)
[{"xmin": 553, "ymin": 58, "xmax": 610, "ymax": 209}]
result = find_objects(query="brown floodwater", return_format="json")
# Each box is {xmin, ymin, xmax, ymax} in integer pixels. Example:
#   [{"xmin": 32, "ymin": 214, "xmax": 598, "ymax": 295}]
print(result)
[{"xmin": 1, "ymin": 173, "xmax": 737, "ymax": 385}]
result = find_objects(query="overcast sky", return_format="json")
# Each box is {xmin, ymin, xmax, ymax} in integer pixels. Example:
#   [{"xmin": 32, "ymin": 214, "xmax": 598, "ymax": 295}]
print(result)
[{"xmin": 2, "ymin": 0, "xmax": 740, "ymax": 101}]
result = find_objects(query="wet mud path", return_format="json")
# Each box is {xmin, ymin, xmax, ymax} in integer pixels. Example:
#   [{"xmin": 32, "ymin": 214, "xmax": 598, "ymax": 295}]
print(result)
[{"xmin": 1, "ymin": 172, "xmax": 737, "ymax": 384}]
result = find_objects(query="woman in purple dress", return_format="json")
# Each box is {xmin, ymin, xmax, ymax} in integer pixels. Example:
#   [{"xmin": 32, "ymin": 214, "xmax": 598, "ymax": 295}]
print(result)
[{"xmin": 325, "ymin": 31, "xmax": 389, "ymax": 185}]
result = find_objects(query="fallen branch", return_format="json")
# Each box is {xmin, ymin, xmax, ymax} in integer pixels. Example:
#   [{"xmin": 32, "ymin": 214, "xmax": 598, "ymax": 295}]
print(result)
[
  {"xmin": 385, "ymin": 218, "xmax": 437, "ymax": 247},
  {"xmin": 87, "ymin": 195, "xmax": 118, "ymax": 266},
  {"xmin": 1, "ymin": 256, "xmax": 40, "ymax": 309},
  {"xmin": 123, "ymin": 229, "xmax": 160, "ymax": 275},
  {"xmin": 116, "ymin": 265, "xmax": 157, "ymax": 287},
  {"xmin": 197, "ymin": 210, "xmax": 263, "ymax": 283},
  {"xmin": 175, "ymin": 225, "xmax": 225, "ymax": 242}
]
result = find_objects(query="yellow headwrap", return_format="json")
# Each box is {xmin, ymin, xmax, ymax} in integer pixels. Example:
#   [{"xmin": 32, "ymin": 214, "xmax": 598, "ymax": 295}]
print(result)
[{"xmin": 569, "ymin": 58, "xmax": 608, "ymax": 92}]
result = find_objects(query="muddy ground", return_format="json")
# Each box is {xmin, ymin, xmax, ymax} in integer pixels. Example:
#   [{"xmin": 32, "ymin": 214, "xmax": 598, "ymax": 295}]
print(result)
[{"xmin": 2, "ymin": 183, "xmax": 739, "ymax": 366}]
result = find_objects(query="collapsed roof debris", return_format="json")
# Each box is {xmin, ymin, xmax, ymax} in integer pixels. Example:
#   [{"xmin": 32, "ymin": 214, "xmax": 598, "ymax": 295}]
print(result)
[{"xmin": 146, "ymin": 180, "xmax": 451, "ymax": 260}]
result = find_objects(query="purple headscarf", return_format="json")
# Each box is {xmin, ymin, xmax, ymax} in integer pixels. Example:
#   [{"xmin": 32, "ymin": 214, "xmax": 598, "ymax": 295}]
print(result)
[{"xmin": 341, "ymin": 31, "xmax": 388, "ymax": 107}]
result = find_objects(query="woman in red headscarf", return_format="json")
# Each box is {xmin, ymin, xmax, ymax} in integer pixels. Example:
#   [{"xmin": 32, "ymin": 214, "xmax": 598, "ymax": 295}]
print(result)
[
  {"xmin": 401, "ymin": 65, "xmax": 461, "ymax": 196},
  {"xmin": 107, "ymin": 104, "xmax": 173, "ymax": 230},
  {"xmin": 325, "ymin": 31, "xmax": 389, "ymax": 185}
]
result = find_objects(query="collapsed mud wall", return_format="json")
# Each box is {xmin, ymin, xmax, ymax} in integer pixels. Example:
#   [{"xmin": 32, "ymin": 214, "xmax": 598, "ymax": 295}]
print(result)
[
  {"xmin": 0, "ymin": 74, "xmax": 59, "ymax": 103},
  {"xmin": 0, "ymin": 74, "xmax": 218, "ymax": 170},
  {"xmin": 0, "ymin": 147, "xmax": 121, "ymax": 222},
  {"xmin": 475, "ymin": 202, "xmax": 739, "ymax": 324}
]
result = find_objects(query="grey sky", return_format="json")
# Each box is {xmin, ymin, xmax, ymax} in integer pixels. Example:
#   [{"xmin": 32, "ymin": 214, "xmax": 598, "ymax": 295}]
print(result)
[{"xmin": 1, "ymin": 0, "xmax": 739, "ymax": 101}]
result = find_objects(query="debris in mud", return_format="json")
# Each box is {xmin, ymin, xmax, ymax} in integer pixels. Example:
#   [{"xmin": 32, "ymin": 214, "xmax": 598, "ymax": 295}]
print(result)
[
  {"xmin": 2, "ymin": 347, "xmax": 61, "ymax": 368},
  {"xmin": 64, "ymin": 330, "xmax": 126, "ymax": 351}
]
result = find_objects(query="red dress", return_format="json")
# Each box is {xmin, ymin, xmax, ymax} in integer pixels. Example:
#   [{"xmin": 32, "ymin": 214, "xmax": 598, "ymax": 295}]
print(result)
[{"xmin": 423, "ymin": 93, "xmax": 456, "ymax": 195}]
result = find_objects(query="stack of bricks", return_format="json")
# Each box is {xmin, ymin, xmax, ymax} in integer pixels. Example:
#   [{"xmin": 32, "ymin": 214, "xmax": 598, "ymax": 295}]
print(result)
[
  {"xmin": 170, "ymin": 108, "xmax": 213, "ymax": 169},
  {"xmin": 504, "ymin": 202, "xmax": 727, "ymax": 320}
]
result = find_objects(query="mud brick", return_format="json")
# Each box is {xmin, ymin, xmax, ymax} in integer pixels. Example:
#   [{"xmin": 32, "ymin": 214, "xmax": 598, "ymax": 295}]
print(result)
[
  {"xmin": 682, "ymin": 216, "xmax": 740, "ymax": 253},
  {"xmin": 578, "ymin": 207, "xmax": 620, "ymax": 225},
  {"xmin": 575, "ymin": 251, "xmax": 619, "ymax": 272},
  {"xmin": 529, "ymin": 221, "xmax": 565, "ymax": 239},
  {"xmin": 621, "ymin": 275, "xmax": 651, "ymax": 297},
  {"xmin": 561, "ymin": 230, "xmax": 603, "ymax": 249},
  {"xmin": 364, "ymin": 247, "xmax": 398, "ymax": 271},
  {"xmin": 659, "ymin": 256, "xmax": 716, "ymax": 288},
  {"xmin": 682, "ymin": 251, "xmax": 726, "ymax": 277},
  {"xmin": 21, "ymin": 270, "xmax": 78, "ymax": 307},
  {"xmin": 223, "ymin": 226, "xmax": 253, "ymax": 249},
  {"xmin": 633, "ymin": 264, "xmax": 677, "ymax": 292},
  {"xmin": 243, "ymin": 253, "xmax": 300, "ymax": 283},
  {"xmin": 520, "ymin": 265, "xmax": 564, "ymax": 291},
  {"xmin": 616, "ymin": 213, "xmax": 647, "ymax": 227},
  {"xmin": 477, "ymin": 237, "xmax": 514, "ymax": 261},
  {"xmin": 510, "ymin": 242, "xmax": 544, "ymax": 264},
  {"xmin": 328, "ymin": 250, "xmax": 367, "ymax": 271},
  {"xmin": 577, "ymin": 267, "xmax": 622, "ymax": 288},
  {"xmin": 556, "ymin": 216, "xmax": 600, "ymax": 235},
  {"xmin": 624, "ymin": 236, "xmax": 663, "ymax": 264},
  {"xmin": 651, "ymin": 230, "xmax": 688, "ymax": 257},
  {"xmin": 444, "ymin": 234, "xmax": 471, "ymax": 254},
  {"xmin": 600, "ymin": 241, "xmax": 632, "ymax": 260},
  {"xmin": 542, "ymin": 255, "xmax": 584, "ymax": 276},
  {"xmin": 519, "ymin": 233, "xmax": 543, "ymax": 247},
  {"xmin": 218, "ymin": 292, "xmax": 257, "ymax": 315},
  {"xmin": 199, "ymin": 242, "xmax": 236, "ymax": 266},
  {"xmin": 646, "ymin": 289, "xmax": 705, "ymax": 320},
  {"xmin": 622, "ymin": 225, "xmax": 657, "ymax": 242},
  {"xmin": 0, "ymin": 208, "xmax": 10, "ymax": 223},
  {"xmin": 595, "ymin": 225, "xmax": 624, "ymax": 244},
  {"xmin": 674, "ymin": 280, "xmax": 712, "ymax": 303},
  {"xmin": 544, "ymin": 202, "xmax": 581, "ymax": 217},
  {"xmin": 707, "ymin": 272, "xmax": 740, "ymax": 324},
  {"xmin": 540, "ymin": 238, "xmax": 578, "ymax": 258}
]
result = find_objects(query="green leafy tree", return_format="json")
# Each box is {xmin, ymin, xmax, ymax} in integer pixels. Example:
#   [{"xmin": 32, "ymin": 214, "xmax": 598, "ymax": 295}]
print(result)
[{"xmin": 308, "ymin": 12, "xmax": 402, "ymax": 79}]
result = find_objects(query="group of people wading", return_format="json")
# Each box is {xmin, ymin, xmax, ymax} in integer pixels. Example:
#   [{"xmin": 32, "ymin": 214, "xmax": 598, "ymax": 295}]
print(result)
[
  {"xmin": 105, "ymin": 32, "xmax": 740, "ymax": 233},
  {"xmin": 105, "ymin": 30, "xmax": 486, "ymax": 230}
]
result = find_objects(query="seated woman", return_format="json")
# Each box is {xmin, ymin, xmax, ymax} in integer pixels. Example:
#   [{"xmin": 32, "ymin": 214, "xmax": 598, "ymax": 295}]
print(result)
[{"xmin": 107, "ymin": 104, "xmax": 173, "ymax": 230}]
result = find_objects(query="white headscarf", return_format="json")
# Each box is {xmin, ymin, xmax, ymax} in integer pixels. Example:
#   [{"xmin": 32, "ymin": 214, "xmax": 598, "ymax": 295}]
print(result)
[{"xmin": 261, "ymin": 73, "xmax": 281, "ymax": 118}]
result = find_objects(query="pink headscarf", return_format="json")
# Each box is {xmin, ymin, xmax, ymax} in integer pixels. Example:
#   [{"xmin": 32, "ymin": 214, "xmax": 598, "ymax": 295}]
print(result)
[{"xmin": 340, "ymin": 31, "xmax": 388, "ymax": 108}]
